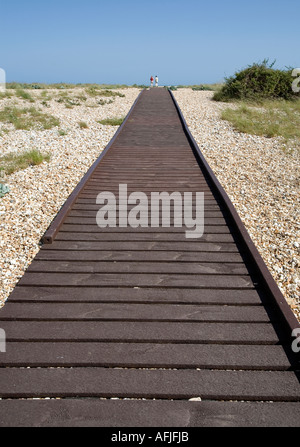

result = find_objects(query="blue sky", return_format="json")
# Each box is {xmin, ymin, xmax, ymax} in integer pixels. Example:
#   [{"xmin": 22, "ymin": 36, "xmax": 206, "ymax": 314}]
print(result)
[{"xmin": 0, "ymin": 0, "xmax": 299, "ymax": 85}]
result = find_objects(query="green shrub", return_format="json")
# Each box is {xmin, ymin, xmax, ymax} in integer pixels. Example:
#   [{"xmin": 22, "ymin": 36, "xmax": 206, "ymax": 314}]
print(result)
[{"xmin": 213, "ymin": 60, "xmax": 300, "ymax": 102}]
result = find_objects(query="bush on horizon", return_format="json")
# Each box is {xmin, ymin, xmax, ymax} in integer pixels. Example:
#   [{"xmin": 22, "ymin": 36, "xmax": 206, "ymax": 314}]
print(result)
[{"xmin": 213, "ymin": 60, "xmax": 300, "ymax": 102}]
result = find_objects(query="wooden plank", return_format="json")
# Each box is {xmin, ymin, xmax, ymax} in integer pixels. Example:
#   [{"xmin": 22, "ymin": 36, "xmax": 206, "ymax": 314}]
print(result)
[
  {"xmin": 60, "ymin": 225, "xmax": 231, "ymax": 236},
  {"xmin": 1, "ymin": 342, "xmax": 293, "ymax": 370},
  {"xmin": 36, "ymin": 250, "xmax": 244, "ymax": 263},
  {"xmin": 82, "ymin": 179, "xmax": 214, "ymax": 185},
  {"xmin": 0, "ymin": 367, "xmax": 298, "ymax": 400},
  {"xmin": 40, "ymin": 241, "xmax": 240, "ymax": 252},
  {"xmin": 71, "ymin": 201, "xmax": 222, "ymax": 209},
  {"xmin": 55, "ymin": 233, "xmax": 235, "ymax": 242},
  {"xmin": 26, "ymin": 260, "xmax": 249, "ymax": 275},
  {"xmin": 0, "ymin": 321, "xmax": 283, "ymax": 343},
  {"xmin": 0, "ymin": 302, "xmax": 271, "ymax": 322},
  {"xmin": 80, "ymin": 190, "xmax": 216, "ymax": 197},
  {"xmin": 69, "ymin": 202, "xmax": 223, "ymax": 211},
  {"xmin": 8, "ymin": 286, "xmax": 264, "ymax": 305},
  {"xmin": 74, "ymin": 199, "xmax": 219, "ymax": 206},
  {"xmin": 62, "ymin": 226, "xmax": 232, "ymax": 237},
  {"xmin": 87, "ymin": 181, "xmax": 213, "ymax": 187},
  {"xmin": 0, "ymin": 399, "xmax": 299, "ymax": 427},
  {"xmin": 17, "ymin": 272, "xmax": 254, "ymax": 288}
]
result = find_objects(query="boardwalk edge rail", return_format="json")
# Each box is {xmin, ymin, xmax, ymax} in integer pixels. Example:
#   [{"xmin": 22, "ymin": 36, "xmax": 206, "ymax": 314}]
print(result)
[
  {"xmin": 41, "ymin": 88, "xmax": 146, "ymax": 245},
  {"xmin": 168, "ymin": 88, "xmax": 300, "ymax": 339}
]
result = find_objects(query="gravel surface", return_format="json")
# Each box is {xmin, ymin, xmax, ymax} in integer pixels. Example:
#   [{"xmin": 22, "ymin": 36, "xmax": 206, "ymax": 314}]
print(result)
[
  {"xmin": 0, "ymin": 87, "xmax": 299, "ymax": 323},
  {"xmin": 173, "ymin": 89, "xmax": 299, "ymax": 322}
]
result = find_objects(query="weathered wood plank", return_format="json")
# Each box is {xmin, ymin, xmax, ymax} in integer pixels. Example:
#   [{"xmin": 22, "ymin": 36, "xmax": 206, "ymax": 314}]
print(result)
[
  {"xmin": 1, "ymin": 342, "xmax": 293, "ymax": 370},
  {"xmin": 8, "ymin": 286, "xmax": 264, "ymax": 305},
  {"xmin": 17, "ymin": 272, "xmax": 254, "ymax": 288},
  {"xmin": 0, "ymin": 321, "xmax": 283, "ymax": 344},
  {"xmin": 0, "ymin": 368, "xmax": 298, "ymax": 400},
  {"xmin": 36, "ymin": 250, "xmax": 244, "ymax": 263},
  {"xmin": 1, "ymin": 399, "xmax": 299, "ymax": 427},
  {"xmin": 26, "ymin": 260, "xmax": 249, "ymax": 275},
  {"xmin": 0, "ymin": 302, "xmax": 270, "ymax": 321}
]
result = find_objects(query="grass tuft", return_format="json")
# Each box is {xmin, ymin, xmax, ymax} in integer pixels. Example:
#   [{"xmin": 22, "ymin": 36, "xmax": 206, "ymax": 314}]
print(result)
[
  {"xmin": 78, "ymin": 121, "xmax": 88, "ymax": 129},
  {"xmin": 221, "ymin": 99, "xmax": 300, "ymax": 148},
  {"xmin": 15, "ymin": 89, "xmax": 35, "ymax": 102},
  {"xmin": 98, "ymin": 117, "xmax": 125, "ymax": 126},
  {"xmin": 0, "ymin": 149, "xmax": 51, "ymax": 175},
  {"xmin": 0, "ymin": 91, "xmax": 13, "ymax": 100},
  {"xmin": 85, "ymin": 87, "xmax": 125, "ymax": 98},
  {"xmin": 0, "ymin": 106, "xmax": 60, "ymax": 130}
]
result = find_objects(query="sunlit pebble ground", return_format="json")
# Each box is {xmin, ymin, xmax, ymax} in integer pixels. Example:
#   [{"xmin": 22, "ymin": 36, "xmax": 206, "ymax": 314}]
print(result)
[{"xmin": 0, "ymin": 87, "xmax": 299, "ymax": 323}]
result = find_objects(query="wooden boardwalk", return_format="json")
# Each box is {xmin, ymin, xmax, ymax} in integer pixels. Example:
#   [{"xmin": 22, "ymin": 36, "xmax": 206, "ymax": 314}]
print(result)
[{"xmin": 0, "ymin": 87, "xmax": 299, "ymax": 427}]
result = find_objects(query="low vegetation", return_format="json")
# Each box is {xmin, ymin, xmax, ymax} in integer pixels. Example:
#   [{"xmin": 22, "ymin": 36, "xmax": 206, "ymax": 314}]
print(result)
[
  {"xmin": 98, "ymin": 98, "xmax": 114, "ymax": 105},
  {"xmin": 56, "ymin": 92, "xmax": 82, "ymax": 108},
  {"xmin": 85, "ymin": 86, "xmax": 125, "ymax": 98},
  {"xmin": 15, "ymin": 89, "xmax": 35, "ymax": 102},
  {"xmin": 168, "ymin": 84, "xmax": 223, "ymax": 91},
  {"xmin": 0, "ymin": 106, "xmax": 60, "ymax": 130},
  {"xmin": 221, "ymin": 100, "xmax": 300, "ymax": 147},
  {"xmin": 213, "ymin": 60, "xmax": 299, "ymax": 102},
  {"xmin": 192, "ymin": 85, "xmax": 215, "ymax": 91},
  {"xmin": 5, "ymin": 82, "xmax": 132, "ymax": 92},
  {"xmin": 212, "ymin": 60, "xmax": 300, "ymax": 150},
  {"xmin": 98, "ymin": 117, "xmax": 125, "ymax": 126},
  {"xmin": 58, "ymin": 129, "xmax": 68, "ymax": 136},
  {"xmin": 0, "ymin": 149, "xmax": 50, "ymax": 176},
  {"xmin": 0, "ymin": 91, "xmax": 13, "ymax": 100},
  {"xmin": 78, "ymin": 121, "xmax": 88, "ymax": 129}
]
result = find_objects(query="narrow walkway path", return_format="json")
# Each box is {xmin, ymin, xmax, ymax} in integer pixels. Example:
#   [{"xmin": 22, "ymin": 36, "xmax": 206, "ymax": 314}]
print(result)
[{"xmin": 0, "ymin": 88, "xmax": 299, "ymax": 427}]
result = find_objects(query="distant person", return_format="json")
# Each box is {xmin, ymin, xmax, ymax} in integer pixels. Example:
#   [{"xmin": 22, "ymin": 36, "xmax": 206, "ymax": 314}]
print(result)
[
  {"xmin": 155, "ymin": 75, "xmax": 158, "ymax": 87},
  {"xmin": 150, "ymin": 76, "xmax": 154, "ymax": 87}
]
